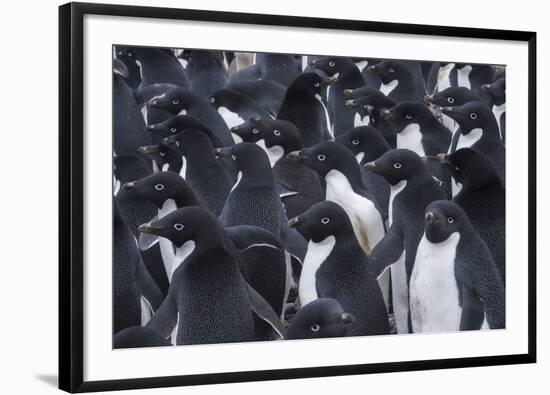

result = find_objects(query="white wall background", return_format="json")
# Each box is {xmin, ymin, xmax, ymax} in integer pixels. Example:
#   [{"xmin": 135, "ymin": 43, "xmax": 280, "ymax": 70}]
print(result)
[{"xmin": 0, "ymin": 0, "xmax": 546, "ymax": 393}]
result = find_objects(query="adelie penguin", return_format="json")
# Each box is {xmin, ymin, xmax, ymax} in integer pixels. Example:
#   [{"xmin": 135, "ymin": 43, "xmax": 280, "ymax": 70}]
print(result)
[
  {"xmin": 140, "ymin": 207, "xmax": 285, "ymax": 345},
  {"xmin": 454, "ymin": 63, "xmax": 495, "ymax": 97},
  {"xmin": 443, "ymin": 101, "xmax": 505, "ymax": 183},
  {"xmin": 286, "ymin": 298, "xmax": 356, "ymax": 340},
  {"xmin": 208, "ymin": 89, "xmax": 273, "ymax": 133},
  {"xmin": 185, "ymin": 50, "xmax": 227, "ymax": 98},
  {"xmin": 367, "ymin": 61, "xmax": 423, "ymax": 102},
  {"xmin": 225, "ymin": 79, "xmax": 286, "ymax": 118},
  {"xmin": 310, "ymin": 57, "xmax": 366, "ymax": 137},
  {"xmin": 288, "ymin": 141, "xmax": 387, "ymax": 255},
  {"xmin": 231, "ymin": 118, "xmax": 324, "ymax": 219},
  {"xmin": 410, "ymin": 200, "xmax": 505, "ymax": 332},
  {"xmin": 481, "ymin": 78, "xmax": 506, "ymax": 142},
  {"xmin": 289, "ymin": 201, "xmax": 390, "ymax": 336},
  {"xmin": 147, "ymin": 87, "xmax": 233, "ymax": 147},
  {"xmin": 254, "ymin": 53, "xmax": 300, "ymax": 87},
  {"xmin": 146, "ymin": 114, "xmax": 225, "ymax": 149},
  {"xmin": 365, "ymin": 149, "xmax": 446, "ymax": 334},
  {"xmin": 277, "ymin": 72, "xmax": 336, "ymax": 147},
  {"xmin": 438, "ymin": 149, "xmax": 505, "ymax": 283}
]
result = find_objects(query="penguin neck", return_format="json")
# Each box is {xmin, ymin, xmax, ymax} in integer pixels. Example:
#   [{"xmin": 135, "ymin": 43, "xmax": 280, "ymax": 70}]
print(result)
[
  {"xmin": 325, "ymin": 160, "xmax": 365, "ymax": 191},
  {"xmin": 334, "ymin": 66, "xmax": 364, "ymax": 89},
  {"xmin": 239, "ymin": 161, "xmax": 274, "ymax": 187},
  {"xmin": 172, "ymin": 189, "xmax": 201, "ymax": 208}
]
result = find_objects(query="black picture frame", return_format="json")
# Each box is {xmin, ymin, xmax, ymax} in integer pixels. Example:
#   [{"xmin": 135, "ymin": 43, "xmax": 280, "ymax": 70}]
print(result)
[{"xmin": 59, "ymin": 2, "xmax": 537, "ymax": 392}]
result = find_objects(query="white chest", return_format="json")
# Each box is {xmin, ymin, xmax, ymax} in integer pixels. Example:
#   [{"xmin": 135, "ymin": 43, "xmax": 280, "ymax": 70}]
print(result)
[
  {"xmin": 170, "ymin": 240, "xmax": 196, "ymax": 280},
  {"xmin": 457, "ymin": 65, "xmax": 473, "ymax": 89},
  {"xmin": 492, "ymin": 103, "xmax": 506, "ymax": 139},
  {"xmin": 436, "ymin": 63, "xmax": 455, "ymax": 92},
  {"xmin": 388, "ymin": 180, "xmax": 407, "ymax": 226},
  {"xmin": 354, "ymin": 152, "xmax": 365, "ymax": 164},
  {"xmin": 231, "ymin": 132, "xmax": 243, "ymax": 144},
  {"xmin": 354, "ymin": 112, "xmax": 370, "ymax": 127},
  {"xmin": 299, "ymin": 236, "xmax": 336, "ymax": 306},
  {"xmin": 355, "ymin": 60, "xmax": 368, "ymax": 72},
  {"xmin": 158, "ymin": 199, "xmax": 178, "ymax": 279},
  {"xmin": 218, "ymin": 107, "xmax": 245, "ymax": 129},
  {"xmin": 315, "ymin": 93, "xmax": 333, "ymax": 138},
  {"xmin": 380, "ymin": 79, "xmax": 398, "ymax": 96},
  {"xmin": 325, "ymin": 170, "xmax": 385, "ymax": 253},
  {"xmin": 456, "ymin": 128, "xmax": 483, "ymax": 151},
  {"xmin": 179, "ymin": 155, "xmax": 187, "ymax": 179},
  {"xmin": 410, "ymin": 232, "xmax": 462, "ymax": 333},
  {"xmin": 256, "ymin": 139, "xmax": 284, "ymax": 168},
  {"xmin": 396, "ymin": 123, "xmax": 425, "ymax": 156}
]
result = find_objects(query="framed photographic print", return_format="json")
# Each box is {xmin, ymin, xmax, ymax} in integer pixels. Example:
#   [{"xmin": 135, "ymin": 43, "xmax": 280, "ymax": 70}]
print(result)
[{"xmin": 59, "ymin": 2, "xmax": 537, "ymax": 392}]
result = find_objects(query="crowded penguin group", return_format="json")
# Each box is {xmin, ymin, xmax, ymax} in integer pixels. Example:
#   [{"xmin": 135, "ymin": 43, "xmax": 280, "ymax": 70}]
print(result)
[{"xmin": 113, "ymin": 46, "xmax": 506, "ymax": 348}]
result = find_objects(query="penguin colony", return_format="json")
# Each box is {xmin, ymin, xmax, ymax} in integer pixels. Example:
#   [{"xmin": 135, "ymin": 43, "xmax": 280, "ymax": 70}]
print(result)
[{"xmin": 113, "ymin": 47, "xmax": 506, "ymax": 348}]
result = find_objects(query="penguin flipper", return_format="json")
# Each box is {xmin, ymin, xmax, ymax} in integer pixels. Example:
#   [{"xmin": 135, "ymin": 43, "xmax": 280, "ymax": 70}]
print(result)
[
  {"xmin": 279, "ymin": 210, "xmax": 307, "ymax": 262},
  {"xmin": 369, "ymin": 224, "xmax": 404, "ymax": 278},
  {"xmin": 224, "ymin": 225, "xmax": 282, "ymax": 251},
  {"xmin": 146, "ymin": 292, "xmax": 177, "ymax": 340},
  {"xmin": 245, "ymin": 282, "xmax": 285, "ymax": 340},
  {"xmin": 276, "ymin": 183, "xmax": 298, "ymax": 199},
  {"xmin": 459, "ymin": 285, "xmax": 485, "ymax": 331},
  {"xmin": 136, "ymin": 258, "xmax": 164, "ymax": 311}
]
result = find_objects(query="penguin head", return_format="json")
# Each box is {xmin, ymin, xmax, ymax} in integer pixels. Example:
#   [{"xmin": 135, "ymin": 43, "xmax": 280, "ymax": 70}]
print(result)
[
  {"xmin": 424, "ymin": 200, "xmax": 471, "ymax": 243},
  {"xmin": 442, "ymin": 101, "xmax": 494, "ymax": 133},
  {"xmin": 113, "ymin": 58, "xmax": 129, "ymax": 79},
  {"xmin": 286, "ymin": 298, "xmax": 356, "ymax": 340},
  {"xmin": 424, "ymin": 87, "xmax": 481, "ymax": 108},
  {"xmin": 208, "ymin": 89, "xmax": 240, "ymax": 110},
  {"xmin": 335, "ymin": 126, "xmax": 389, "ymax": 161},
  {"xmin": 289, "ymin": 201, "xmax": 354, "ymax": 242},
  {"xmin": 120, "ymin": 172, "xmax": 200, "ymax": 209},
  {"xmin": 138, "ymin": 206, "xmax": 222, "ymax": 248},
  {"xmin": 367, "ymin": 60, "xmax": 409, "ymax": 84},
  {"xmin": 364, "ymin": 149, "xmax": 426, "ymax": 186},
  {"xmin": 286, "ymin": 141, "xmax": 356, "ymax": 178},
  {"xmin": 310, "ymin": 56, "xmax": 354, "ymax": 78},
  {"xmin": 345, "ymin": 92, "xmax": 396, "ymax": 119},
  {"xmin": 147, "ymin": 87, "xmax": 194, "ymax": 115},
  {"xmin": 137, "ymin": 142, "xmax": 179, "ymax": 170},
  {"xmin": 381, "ymin": 102, "xmax": 434, "ymax": 130},
  {"xmin": 163, "ymin": 129, "xmax": 214, "ymax": 156},
  {"xmin": 481, "ymin": 78, "xmax": 506, "ymax": 105},
  {"xmin": 343, "ymin": 85, "xmax": 379, "ymax": 99},
  {"xmin": 289, "ymin": 71, "xmax": 336, "ymax": 97},
  {"xmin": 344, "ymin": 95, "xmax": 374, "ymax": 117},
  {"xmin": 214, "ymin": 142, "xmax": 271, "ymax": 172},
  {"xmin": 146, "ymin": 114, "xmax": 209, "ymax": 139},
  {"xmin": 259, "ymin": 120, "xmax": 303, "ymax": 153},
  {"xmin": 438, "ymin": 148, "xmax": 502, "ymax": 190},
  {"xmin": 230, "ymin": 117, "xmax": 268, "ymax": 144}
]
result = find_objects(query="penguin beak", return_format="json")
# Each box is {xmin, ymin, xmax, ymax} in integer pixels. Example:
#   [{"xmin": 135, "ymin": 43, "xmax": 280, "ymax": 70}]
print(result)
[
  {"xmin": 138, "ymin": 221, "xmax": 163, "ymax": 235},
  {"xmin": 425, "ymin": 212, "xmax": 435, "ymax": 225},
  {"xmin": 436, "ymin": 153, "xmax": 450, "ymax": 165},
  {"xmin": 288, "ymin": 216, "xmax": 300, "ymax": 228},
  {"xmin": 122, "ymin": 181, "xmax": 136, "ymax": 192},
  {"xmin": 214, "ymin": 147, "xmax": 232, "ymax": 158},
  {"xmin": 424, "ymin": 95, "xmax": 434, "ymax": 104},
  {"xmin": 366, "ymin": 65, "xmax": 377, "ymax": 73},
  {"xmin": 343, "ymin": 89, "xmax": 354, "ymax": 97},
  {"xmin": 137, "ymin": 145, "xmax": 157, "ymax": 155},
  {"xmin": 286, "ymin": 150, "xmax": 304, "ymax": 162},
  {"xmin": 339, "ymin": 312, "xmax": 356, "ymax": 324},
  {"xmin": 364, "ymin": 161, "xmax": 376, "ymax": 169},
  {"xmin": 146, "ymin": 124, "xmax": 160, "ymax": 133},
  {"xmin": 481, "ymin": 84, "xmax": 491, "ymax": 92},
  {"xmin": 163, "ymin": 138, "xmax": 180, "ymax": 150}
]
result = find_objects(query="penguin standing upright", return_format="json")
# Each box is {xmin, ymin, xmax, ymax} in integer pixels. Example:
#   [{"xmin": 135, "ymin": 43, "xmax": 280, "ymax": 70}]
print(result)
[
  {"xmin": 277, "ymin": 72, "xmax": 336, "ymax": 146},
  {"xmin": 365, "ymin": 149, "xmax": 446, "ymax": 334},
  {"xmin": 225, "ymin": 79, "xmax": 286, "ymax": 118},
  {"xmin": 146, "ymin": 114, "xmax": 225, "ymax": 148},
  {"xmin": 140, "ymin": 207, "xmax": 285, "ymax": 344},
  {"xmin": 255, "ymin": 53, "xmax": 300, "ymax": 87},
  {"xmin": 439, "ymin": 149, "xmax": 505, "ymax": 283},
  {"xmin": 426, "ymin": 62, "xmax": 457, "ymax": 94},
  {"xmin": 454, "ymin": 63, "xmax": 495, "ymax": 96},
  {"xmin": 481, "ymin": 78, "xmax": 506, "ymax": 142},
  {"xmin": 410, "ymin": 200, "xmax": 504, "ymax": 332},
  {"xmin": 367, "ymin": 61, "xmax": 423, "ymax": 102},
  {"xmin": 186, "ymin": 50, "xmax": 227, "ymax": 98},
  {"xmin": 289, "ymin": 201, "xmax": 390, "ymax": 336},
  {"xmin": 311, "ymin": 57, "xmax": 366, "ymax": 137}
]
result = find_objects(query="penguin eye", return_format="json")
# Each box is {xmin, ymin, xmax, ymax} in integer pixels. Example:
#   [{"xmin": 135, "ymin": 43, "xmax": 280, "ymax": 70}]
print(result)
[
  {"xmin": 210, "ymin": 97, "xmax": 215, "ymax": 103},
  {"xmin": 352, "ymin": 139, "xmax": 360, "ymax": 146},
  {"xmin": 317, "ymin": 154, "xmax": 326, "ymax": 161},
  {"xmin": 314, "ymin": 82, "xmax": 320, "ymax": 87},
  {"xmin": 393, "ymin": 162, "xmax": 402, "ymax": 169},
  {"xmin": 469, "ymin": 113, "xmax": 478, "ymax": 120},
  {"xmin": 447, "ymin": 217, "xmax": 454, "ymax": 224},
  {"xmin": 173, "ymin": 223, "xmax": 184, "ymax": 231},
  {"xmin": 447, "ymin": 97, "xmax": 455, "ymax": 104},
  {"xmin": 389, "ymin": 67, "xmax": 395, "ymax": 73},
  {"xmin": 170, "ymin": 127, "xmax": 177, "ymax": 133},
  {"xmin": 154, "ymin": 184, "xmax": 164, "ymax": 191},
  {"xmin": 310, "ymin": 324, "xmax": 320, "ymax": 332},
  {"xmin": 321, "ymin": 217, "xmax": 330, "ymax": 224},
  {"xmin": 273, "ymin": 129, "xmax": 281, "ymax": 136},
  {"xmin": 127, "ymin": 52, "xmax": 133, "ymax": 57},
  {"xmin": 160, "ymin": 151, "xmax": 166, "ymax": 157},
  {"xmin": 252, "ymin": 128, "xmax": 260, "ymax": 134},
  {"xmin": 231, "ymin": 154, "xmax": 237, "ymax": 160},
  {"xmin": 405, "ymin": 114, "xmax": 413, "ymax": 120},
  {"xmin": 329, "ymin": 61, "xmax": 335, "ymax": 67},
  {"xmin": 172, "ymin": 99, "xmax": 179, "ymax": 105}
]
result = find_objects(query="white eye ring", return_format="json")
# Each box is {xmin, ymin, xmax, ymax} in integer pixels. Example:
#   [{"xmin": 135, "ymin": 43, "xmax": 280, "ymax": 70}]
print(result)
[
  {"xmin": 160, "ymin": 151, "xmax": 166, "ymax": 157},
  {"xmin": 170, "ymin": 127, "xmax": 177, "ymax": 133},
  {"xmin": 447, "ymin": 217, "xmax": 454, "ymax": 224},
  {"xmin": 317, "ymin": 154, "xmax": 326, "ymax": 161},
  {"xmin": 469, "ymin": 113, "xmax": 478, "ymax": 120},
  {"xmin": 154, "ymin": 184, "xmax": 164, "ymax": 191},
  {"xmin": 352, "ymin": 140, "xmax": 360, "ymax": 146},
  {"xmin": 210, "ymin": 97, "xmax": 215, "ymax": 103},
  {"xmin": 252, "ymin": 128, "xmax": 259, "ymax": 134},
  {"xmin": 321, "ymin": 217, "xmax": 330, "ymax": 224},
  {"xmin": 273, "ymin": 129, "xmax": 281, "ymax": 136},
  {"xmin": 310, "ymin": 324, "xmax": 320, "ymax": 332},
  {"xmin": 447, "ymin": 97, "xmax": 455, "ymax": 104},
  {"xmin": 329, "ymin": 61, "xmax": 335, "ymax": 67},
  {"xmin": 231, "ymin": 154, "xmax": 237, "ymax": 160},
  {"xmin": 314, "ymin": 82, "xmax": 320, "ymax": 87},
  {"xmin": 173, "ymin": 223, "xmax": 184, "ymax": 231},
  {"xmin": 389, "ymin": 67, "xmax": 395, "ymax": 73},
  {"xmin": 405, "ymin": 115, "xmax": 413, "ymax": 120},
  {"xmin": 172, "ymin": 99, "xmax": 179, "ymax": 105},
  {"xmin": 127, "ymin": 52, "xmax": 133, "ymax": 57},
  {"xmin": 393, "ymin": 162, "xmax": 402, "ymax": 169}
]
